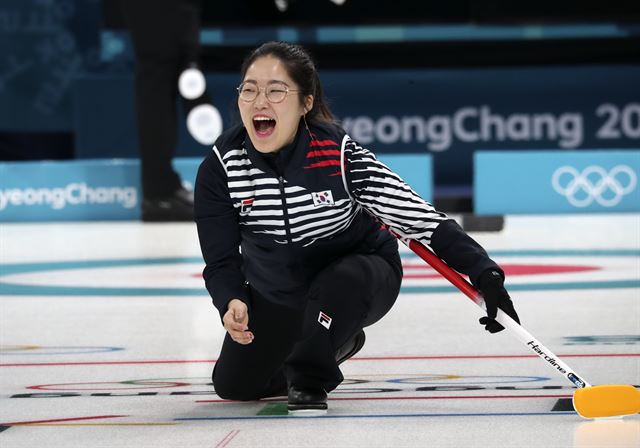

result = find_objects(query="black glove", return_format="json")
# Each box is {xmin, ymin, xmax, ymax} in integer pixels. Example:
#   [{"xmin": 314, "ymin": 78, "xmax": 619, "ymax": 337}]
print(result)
[{"xmin": 477, "ymin": 269, "xmax": 520, "ymax": 333}]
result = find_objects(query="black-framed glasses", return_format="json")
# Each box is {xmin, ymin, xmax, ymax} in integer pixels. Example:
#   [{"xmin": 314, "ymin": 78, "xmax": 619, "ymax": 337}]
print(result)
[{"xmin": 237, "ymin": 81, "xmax": 299, "ymax": 103}]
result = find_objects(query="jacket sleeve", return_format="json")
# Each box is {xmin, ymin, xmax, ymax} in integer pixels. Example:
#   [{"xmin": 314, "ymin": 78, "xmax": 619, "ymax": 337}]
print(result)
[
  {"xmin": 342, "ymin": 137, "xmax": 501, "ymax": 285},
  {"xmin": 194, "ymin": 148, "xmax": 249, "ymax": 320}
]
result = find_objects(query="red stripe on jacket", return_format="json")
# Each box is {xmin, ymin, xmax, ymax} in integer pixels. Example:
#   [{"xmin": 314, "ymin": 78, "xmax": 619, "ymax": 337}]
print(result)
[
  {"xmin": 304, "ymin": 160, "xmax": 342, "ymax": 169},
  {"xmin": 306, "ymin": 149, "xmax": 340, "ymax": 158},
  {"xmin": 309, "ymin": 139, "xmax": 339, "ymax": 147}
]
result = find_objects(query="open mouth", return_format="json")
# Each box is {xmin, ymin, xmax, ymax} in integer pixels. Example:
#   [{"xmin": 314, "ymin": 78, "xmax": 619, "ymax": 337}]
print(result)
[{"xmin": 253, "ymin": 116, "xmax": 276, "ymax": 137}]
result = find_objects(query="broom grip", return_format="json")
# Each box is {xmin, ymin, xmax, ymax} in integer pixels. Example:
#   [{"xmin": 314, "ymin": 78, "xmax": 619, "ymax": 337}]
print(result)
[{"xmin": 405, "ymin": 238, "xmax": 592, "ymax": 389}]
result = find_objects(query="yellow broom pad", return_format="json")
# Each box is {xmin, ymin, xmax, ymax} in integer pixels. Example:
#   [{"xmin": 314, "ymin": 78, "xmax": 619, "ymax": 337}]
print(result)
[{"xmin": 573, "ymin": 385, "xmax": 640, "ymax": 419}]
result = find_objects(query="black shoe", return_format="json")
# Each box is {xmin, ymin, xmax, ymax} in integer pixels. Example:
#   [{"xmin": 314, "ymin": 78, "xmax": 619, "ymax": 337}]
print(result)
[
  {"xmin": 335, "ymin": 329, "xmax": 366, "ymax": 365},
  {"xmin": 141, "ymin": 188, "xmax": 194, "ymax": 222},
  {"xmin": 287, "ymin": 386, "xmax": 328, "ymax": 414}
]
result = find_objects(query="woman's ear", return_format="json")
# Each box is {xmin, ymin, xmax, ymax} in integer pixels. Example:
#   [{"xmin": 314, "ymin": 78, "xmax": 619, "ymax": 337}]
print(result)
[{"xmin": 303, "ymin": 95, "xmax": 314, "ymax": 115}]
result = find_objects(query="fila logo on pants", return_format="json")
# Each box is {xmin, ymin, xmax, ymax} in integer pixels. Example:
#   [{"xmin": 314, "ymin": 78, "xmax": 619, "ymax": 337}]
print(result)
[{"xmin": 318, "ymin": 311, "xmax": 332, "ymax": 329}]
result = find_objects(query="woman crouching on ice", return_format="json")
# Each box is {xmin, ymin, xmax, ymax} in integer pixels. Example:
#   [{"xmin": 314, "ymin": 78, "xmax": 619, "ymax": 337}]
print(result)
[{"xmin": 194, "ymin": 41, "xmax": 519, "ymax": 414}]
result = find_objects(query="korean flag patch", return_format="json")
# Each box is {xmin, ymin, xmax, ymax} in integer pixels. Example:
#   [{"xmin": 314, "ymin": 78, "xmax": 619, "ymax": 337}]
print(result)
[{"xmin": 311, "ymin": 190, "xmax": 335, "ymax": 207}]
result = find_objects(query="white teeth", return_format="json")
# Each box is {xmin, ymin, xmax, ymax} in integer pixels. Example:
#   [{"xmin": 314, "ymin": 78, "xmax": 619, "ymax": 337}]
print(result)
[{"xmin": 254, "ymin": 117, "xmax": 275, "ymax": 121}]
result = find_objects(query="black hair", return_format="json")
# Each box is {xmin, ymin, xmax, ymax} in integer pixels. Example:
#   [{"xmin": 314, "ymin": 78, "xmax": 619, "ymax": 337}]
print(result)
[{"xmin": 239, "ymin": 41, "xmax": 335, "ymax": 125}]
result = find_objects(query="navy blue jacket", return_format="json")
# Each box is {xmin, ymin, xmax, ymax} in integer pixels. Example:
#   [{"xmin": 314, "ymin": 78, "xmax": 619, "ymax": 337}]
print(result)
[{"xmin": 195, "ymin": 121, "xmax": 500, "ymax": 318}]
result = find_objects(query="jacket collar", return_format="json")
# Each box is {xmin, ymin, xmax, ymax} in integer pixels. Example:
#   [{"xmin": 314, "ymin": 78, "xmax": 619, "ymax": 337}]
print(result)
[{"xmin": 244, "ymin": 120, "xmax": 308, "ymax": 176}]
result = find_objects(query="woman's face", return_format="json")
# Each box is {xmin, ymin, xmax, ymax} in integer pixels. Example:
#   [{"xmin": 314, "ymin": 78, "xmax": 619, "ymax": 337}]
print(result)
[{"xmin": 238, "ymin": 55, "xmax": 313, "ymax": 154}]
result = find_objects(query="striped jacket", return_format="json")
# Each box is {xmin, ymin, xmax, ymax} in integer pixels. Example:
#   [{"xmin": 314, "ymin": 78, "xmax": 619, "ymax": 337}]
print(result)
[{"xmin": 195, "ymin": 122, "xmax": 498, "ymax": 315}]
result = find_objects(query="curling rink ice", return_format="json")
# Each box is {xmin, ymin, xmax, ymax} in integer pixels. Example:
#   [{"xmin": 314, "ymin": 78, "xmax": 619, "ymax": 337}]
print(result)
[{"xmin": 0, "ymin": 214, "xmax": 638, "ymax": 447}]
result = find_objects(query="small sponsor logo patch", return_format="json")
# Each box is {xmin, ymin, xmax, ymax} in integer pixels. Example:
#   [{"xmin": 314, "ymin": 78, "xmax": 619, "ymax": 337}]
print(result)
[
  {"xmin": 311, "ymin": 190, "xmax": 334, "ymax": 207},
  {"xmin": 240, "ymin": 198, "xmax": 254, "ymax": 215},
  {"xmin": 567, "ymin": 372, "xmax": 586, "ymax": 388},
  {"xmin": 318, "ymin": 311, "xmax": 332, "ymax": 329}
]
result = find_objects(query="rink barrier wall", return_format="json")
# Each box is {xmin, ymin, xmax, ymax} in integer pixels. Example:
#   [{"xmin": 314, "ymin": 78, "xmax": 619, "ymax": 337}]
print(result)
[
  {"xmin": 0, "ymin": 154, "xmax": 432, "ymax": 222},
  {"xmin": 474, "ymin": 150, "xmax": 640, "ymax": 214}
]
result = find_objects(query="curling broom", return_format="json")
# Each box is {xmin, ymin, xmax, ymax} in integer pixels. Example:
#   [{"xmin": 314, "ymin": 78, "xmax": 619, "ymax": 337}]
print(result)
[{"xmin": 403, "ymin": 237, "xmax": 640, "ymax": 419}]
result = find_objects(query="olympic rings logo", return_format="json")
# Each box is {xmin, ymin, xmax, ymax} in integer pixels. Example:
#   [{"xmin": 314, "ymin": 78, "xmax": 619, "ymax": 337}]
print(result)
[{"xmin": 551, "ymin": 165, "xmax": 637, "ymax": 207}]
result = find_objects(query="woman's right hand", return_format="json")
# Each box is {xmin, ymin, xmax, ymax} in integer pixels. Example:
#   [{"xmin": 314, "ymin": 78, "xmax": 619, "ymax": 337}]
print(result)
[{"xmin": 222, "ymin": 299, "xmax": 254, "ymax": 344}]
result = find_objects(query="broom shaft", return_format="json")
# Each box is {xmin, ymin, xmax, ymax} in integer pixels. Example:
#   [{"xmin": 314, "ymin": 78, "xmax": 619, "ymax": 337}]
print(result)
[{"xmin": 405, "ymin": 238, "xmax": 592, "ymax": 389}]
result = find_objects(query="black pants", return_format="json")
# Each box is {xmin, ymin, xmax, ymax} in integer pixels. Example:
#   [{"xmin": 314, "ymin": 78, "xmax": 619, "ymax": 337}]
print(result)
[
  {"xmin": 119, "ymin": 0, "xmax": 202, "ymax": 198},
  {"xmin": 212, "ymin": 252, "xmax": 403, "ymax": 400}
]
